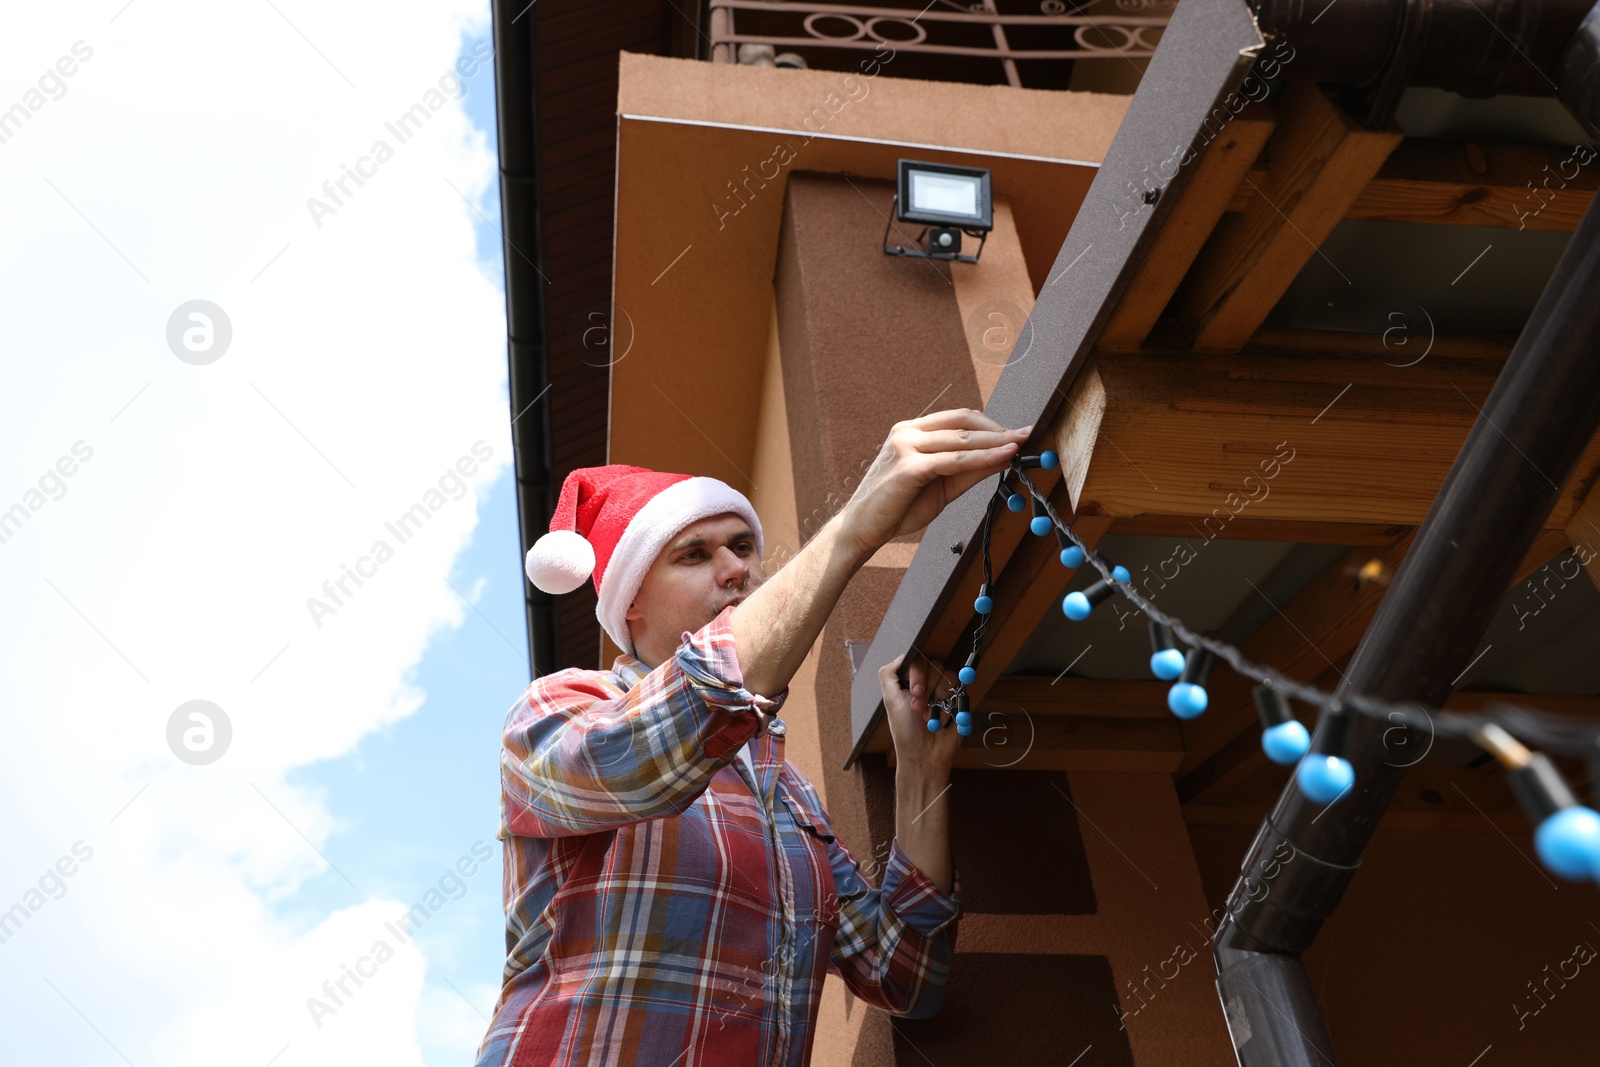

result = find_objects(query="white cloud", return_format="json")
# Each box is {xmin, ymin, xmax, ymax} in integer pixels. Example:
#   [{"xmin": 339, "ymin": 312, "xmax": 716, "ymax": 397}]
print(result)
[{"xmin": 0, "ymin": 2, "xmax": 508, "ymax": 1063}]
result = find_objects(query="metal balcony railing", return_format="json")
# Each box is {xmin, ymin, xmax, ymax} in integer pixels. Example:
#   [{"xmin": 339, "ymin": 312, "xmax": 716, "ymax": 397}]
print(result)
[{"xmin": 707, "ymin": 0, "xmax": 1173, "ymax": 88}]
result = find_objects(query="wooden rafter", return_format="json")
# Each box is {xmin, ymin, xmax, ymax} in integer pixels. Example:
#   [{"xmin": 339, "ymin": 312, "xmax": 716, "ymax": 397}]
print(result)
[
  {"xmin": 1168, "ymin": 80, "xmax": 1404, "ymax": 351},
  {"xmin": 1184, "ymin": 764, "xmax": 1529, "ymax": 831},
  {"xmin": 1565, "ymin": 483, "xmax": 1600, "ymax": 590},
  {"xmin": 1226, "ymin": 139, "xmax": 1600, "ymax": 232},
  {"xmin": 1098, "ymin": 103, "xmax": 1277, "ymax": 351},
  {"xmin": 1100, "ymin": 515, "xmax": 1409, "ymax": 544}
]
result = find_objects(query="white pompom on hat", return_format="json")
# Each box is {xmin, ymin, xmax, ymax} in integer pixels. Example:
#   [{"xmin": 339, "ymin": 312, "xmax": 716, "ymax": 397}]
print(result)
[
  {"xmin": 523, "ymin": 529, "xmax": 595, "ymax": 595},
  {"xmin": 525, "ymin": 464, "xmax": 764, "ymax": 657}
]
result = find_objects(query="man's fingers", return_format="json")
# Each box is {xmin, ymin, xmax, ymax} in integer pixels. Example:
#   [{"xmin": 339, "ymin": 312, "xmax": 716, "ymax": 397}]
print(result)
[
  {"xmin": 905, "ymin": 444, "xmax": 1019, "ymax": 488},
  {"xmin": 908, "ymin": 408, "xmax": 1005, "ymax": 434},
  {"xmin": 908, "ymin": 661, "xmax": 926, "ymax": 694},
  {"xmin": 911, "ymin": 426, "xmax": 1029, "ymax": 455}
]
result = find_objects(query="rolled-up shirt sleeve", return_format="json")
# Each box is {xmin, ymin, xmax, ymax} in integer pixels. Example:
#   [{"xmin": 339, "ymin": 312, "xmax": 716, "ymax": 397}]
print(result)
[
  {"xmin": 501, "ymin": 603, "xmax": 787, "ymax": 838},
  {"xmin": 828, "ymin": 833, "xmax": 964, "ymax": 1019}
]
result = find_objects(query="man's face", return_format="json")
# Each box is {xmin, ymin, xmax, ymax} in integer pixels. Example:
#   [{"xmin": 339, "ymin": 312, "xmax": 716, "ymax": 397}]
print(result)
[{"xmin": 624, "ymin": 512, "xmax": 765, "ymax": 668}]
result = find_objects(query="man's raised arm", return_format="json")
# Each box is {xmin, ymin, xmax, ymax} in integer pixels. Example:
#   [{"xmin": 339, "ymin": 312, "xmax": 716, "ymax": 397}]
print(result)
[{"xmin": 733, "ymin": 409, "xmax": 1031, "ymax": 699}]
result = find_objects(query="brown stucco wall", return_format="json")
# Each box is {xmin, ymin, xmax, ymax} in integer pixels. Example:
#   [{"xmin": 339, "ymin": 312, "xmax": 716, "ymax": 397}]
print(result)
[{"xmin": 772, "ymin": 171, "xmax": 979, "ymax": 545}]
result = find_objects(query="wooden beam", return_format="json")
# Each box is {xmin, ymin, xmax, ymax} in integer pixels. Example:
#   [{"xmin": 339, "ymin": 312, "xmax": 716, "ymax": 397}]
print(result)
[
  {"xmin": 1098, "ymin": 103, "xmax": 1276, "ymax": 351},
  {"xmin": 1183, "ymin": 806, "xmax": 1529, "ymax": 833},
  {"xmin": 1565, "ymin": 481, "xmax": 1600, "ymax": 591},
  {"xmin": 1065, "ymin": 339, "xmax": 1600, "ymax": 530},
  {"xmin": 1055, "ymin": 361, "xmax": 1107, "ymax": 517},
  {"xmin": 888, "ymin": 725, "xmax": 1185, "ymax": 773},
  {"xmin": 981, "ymin": 676, "xmax": 1175, "ymax": 718},
  {"xmin": 1181, "ymin": 664, "xmax": 1600, "ymax": 809},
  {"xmin": 1169, "ymin": 81, "xmax": 1404, "ymax": 351},
  {"xmin": 893, "ymin": 749, "xmax": 1185, "ymax": 773},
  {"xmin": 1102, "ymin": 514, "xmax": 1407, "ymax": 545},
  {"xmin": 1184, "ymin": 756, "xmax": 1544, "ymax": 833},
  {"xmin": 985, "ymin": 671, "xmax": 1600, "ymax": 723},
  {"xmin": 1236, "ymin": 324, "xmax": 1514, "ymax": 363},
  {"xmin": 962, "ymin": 710, "xmax": 1183, "ymax": 759},
  {"xmin": 1226, "ymin": 139, "xmax": 1600, "ymax": 232},
  {"xmin": 1445, "ymin": 691, "xmax": 1600, "ymax": 716}
]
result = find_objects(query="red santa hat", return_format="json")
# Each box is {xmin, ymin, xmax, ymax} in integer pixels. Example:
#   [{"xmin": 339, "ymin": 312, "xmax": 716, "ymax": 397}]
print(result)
[{"xmin": 524, "ymin": 464, "xmax": 764, "ymax": 657}]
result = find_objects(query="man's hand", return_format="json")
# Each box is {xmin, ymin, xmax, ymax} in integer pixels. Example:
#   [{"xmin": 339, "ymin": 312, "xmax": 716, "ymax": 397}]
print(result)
[
  {"xmin": 884, "ymin": 653, "xmax": 958, "ymax": 897},
  {"xmin": 880, "ymin": 653, "xmax": 961, "ymax": 779},
  {"xmin": 840, "ymin": 409, "xmax": 1032, "ymax": 560}
]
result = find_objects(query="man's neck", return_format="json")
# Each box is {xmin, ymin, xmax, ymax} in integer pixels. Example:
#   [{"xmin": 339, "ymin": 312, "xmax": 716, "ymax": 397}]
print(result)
[{"xmin": 631, "ymin": 645, "xmax": 660, "ymax": 672}]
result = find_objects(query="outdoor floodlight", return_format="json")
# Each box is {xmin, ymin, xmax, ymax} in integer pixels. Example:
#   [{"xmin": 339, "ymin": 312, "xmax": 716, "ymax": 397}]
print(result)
[{"xmin": 884, "ymin": 159, "xmax": 992, "ymax": 264}]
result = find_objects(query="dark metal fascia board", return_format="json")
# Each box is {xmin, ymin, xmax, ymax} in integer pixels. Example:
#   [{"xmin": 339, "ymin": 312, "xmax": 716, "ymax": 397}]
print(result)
[{"xmin": 845, "ymin": 0, "xmax": 1266, "ymax": 769}]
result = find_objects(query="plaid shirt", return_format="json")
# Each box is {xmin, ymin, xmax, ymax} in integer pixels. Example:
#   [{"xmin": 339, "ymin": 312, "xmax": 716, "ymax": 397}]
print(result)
[{"xmin": 473, "ymin": 603, "xmax": 963, "ymax": 1067}]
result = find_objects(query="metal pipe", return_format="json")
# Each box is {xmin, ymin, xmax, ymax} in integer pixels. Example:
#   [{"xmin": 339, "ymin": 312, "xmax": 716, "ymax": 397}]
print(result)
[
  {"xmin": 1250, "ymin": 0, "xmax": 1594, "ymax": 97},
  {"xmin": 1212, "ymin": 12, "xmax": 1600, "ymax": 1063}
]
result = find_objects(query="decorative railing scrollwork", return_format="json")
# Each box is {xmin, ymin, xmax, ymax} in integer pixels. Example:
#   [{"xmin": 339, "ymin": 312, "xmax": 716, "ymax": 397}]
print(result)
[{"xmin": 708, "ymin": 0, "xmax": 1171, "ymax": 83}]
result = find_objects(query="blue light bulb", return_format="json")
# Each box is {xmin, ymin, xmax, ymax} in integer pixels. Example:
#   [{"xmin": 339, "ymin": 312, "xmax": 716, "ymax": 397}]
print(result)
[
  {"xmin": 1168, "ymin": 682, "xmax": 1207, "ymax": 719},
  {"xmin": 1060, "ymin": 545, "xmax": 1085, "ymax": 568},
  {"xmin": 1062, "ymin": 591, "xmax": 1091, "ymax": 620},
  {"xmin": 1112, "ymin": 565, "xmax": 1131, "ymax": 583},
  {"xmin": 1296, "ymin": 755, "xmax": 1355, "ymax": 804},
  {"xmin": 1007, "ymin": 493, "xmax": 1026, "ymax": 512},
  {"xmin": 955, "ymin": 711, "xmax": 972, "ymax": 730},
  {"xmin": 1150, "ymin": 648, "xmax": 1186, "ymax": 680},
  {"xmin": 1030, "ymin": 515, "xmax": 1052, "ymax": 536},
  {"xmin": 1261, "ymin": 720, "xmax": 1312, "ymax": 765},
  {"xmin": 1534, "ymin": 806, "xmax": 1600, "ymax": 882},
  {"xmin": 958, "ymin": 666, "xmax": 977, "ymax": 685},
  {"xmin": 1039, "ymin": 450, "xmax": 1058, "ymax": 470},
  {"xmin": 926, "ymin": 717, "xmax": 941, "ymax": 733},
  {"xmin": 956, "ymin": 721, "xmax": 973, "ymax": 737},
  {"xmin": 974, "ymin": 594, "xmax": 993, "ymax": 614}
]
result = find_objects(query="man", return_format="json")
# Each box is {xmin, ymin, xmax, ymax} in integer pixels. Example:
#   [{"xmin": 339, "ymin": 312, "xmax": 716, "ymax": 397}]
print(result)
[{"xmin": 473, "ymin": 409, "xmax": 1034, "ymax": 1066}]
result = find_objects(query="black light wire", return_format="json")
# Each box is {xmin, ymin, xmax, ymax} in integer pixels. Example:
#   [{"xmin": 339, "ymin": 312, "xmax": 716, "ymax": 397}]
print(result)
[
  {"xmin": 923, "ymin": 471, "xmax": 1005, "ymax": 727},
  {"xmin": 926, "ymin": 458, "xmax": 1600, "ymax": 768}
]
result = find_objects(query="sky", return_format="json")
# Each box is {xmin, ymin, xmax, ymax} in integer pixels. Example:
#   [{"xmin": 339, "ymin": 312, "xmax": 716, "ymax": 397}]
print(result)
[{"xmin": 0, "ymin": 3, "xmax": 527, "ymax": 1064}]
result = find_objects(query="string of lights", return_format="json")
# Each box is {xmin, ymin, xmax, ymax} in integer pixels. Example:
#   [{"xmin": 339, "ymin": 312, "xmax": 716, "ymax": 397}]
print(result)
[{"xmin": 919, "ymin": 450, "xmax": 1600, "ymax": 885}]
